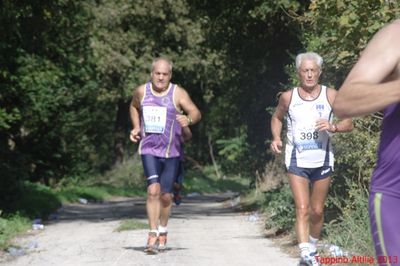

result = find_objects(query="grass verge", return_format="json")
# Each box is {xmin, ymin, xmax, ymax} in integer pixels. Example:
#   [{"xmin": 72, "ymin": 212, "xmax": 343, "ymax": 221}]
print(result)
[
  {"xmin": 115, "ymin": 219, "xmax": 148, "ymax": 232},
  {"xmin": 324, "ymin": 183, "xmax": 374, "ymax": 257},
  {"xmin": 183, "ymin": 165, "xmax": 249, "ymax": 194},
  {"xmin": 0, "ymin": 215, "xmax": 30, "ymax": 250}
]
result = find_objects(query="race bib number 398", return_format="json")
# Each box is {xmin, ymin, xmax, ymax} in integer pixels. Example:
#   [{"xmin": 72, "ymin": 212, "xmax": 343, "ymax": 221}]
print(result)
[
  {"xmin": 294, "ymin": 126, "xmax": 322, "ymax": 152},
  {"xmin": 143, "ymin": 106, "xmax": 167, "ymax": 133}
]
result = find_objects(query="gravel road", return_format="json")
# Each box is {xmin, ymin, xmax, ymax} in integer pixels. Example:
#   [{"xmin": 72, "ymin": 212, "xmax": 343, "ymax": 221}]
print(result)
[{"xmin": 2, "ymin": 192, "xmax": 298, "ymax": 266}]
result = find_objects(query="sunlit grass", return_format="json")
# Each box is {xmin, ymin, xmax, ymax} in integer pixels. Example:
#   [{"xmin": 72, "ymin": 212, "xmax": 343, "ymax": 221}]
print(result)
[
  {"xmin": 56, "ymin": 185, "xmax": 147, "ymax": 204},
  {"xmin": 56, "ymin": 156, "xmax": 147, "ymax": 204},
  {"xmin": 0, "ymin": 215, "xmax": 30, "ymax": 249},
  {"xmin": 7, "ymin": 182, "xmax": 62, "ymax": 219},
  {"xmin": 183, "ymin": 166, "xmax": 250, "ymax": 195},
  {"xmin": 324, "ymin": 184, "xmax": 374, "ymax": 257},
  {"xmin": 115, "ymin": 219, "xmax": 148, "ymax": 232}
]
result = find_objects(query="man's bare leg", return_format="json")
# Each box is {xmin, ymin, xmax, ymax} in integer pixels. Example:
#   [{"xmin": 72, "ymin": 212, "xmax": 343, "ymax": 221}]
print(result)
[
  {"xmin": 158, "ymin": 193, "xmax": 172, "ymax": 249},
  {"xmin": 147, "ymin": 183, "xmax": 161, "ymax": 230},
  {"xmin": 310, "ymin": 177, "xmax": 331, "ymax": 238},
  {"xmin": 289, "ymin": 173, "xmax": 311, "ymax": 245},
  {"xmin": 144, "ymin": 183, "xmax": 161, "ymax": 252},
  {"xmin": 309, "ymin": 177, "xmax": 331, "ymax": 254},
  {"xmin": 159, "ymin": 193, "xmax": 172, "ymax": 227}
]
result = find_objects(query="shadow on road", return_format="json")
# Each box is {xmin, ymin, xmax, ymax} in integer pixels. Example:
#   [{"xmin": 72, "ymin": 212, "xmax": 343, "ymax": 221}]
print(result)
[
  {"xmin": 53, "ymin": 192, "xmax": 241, "ymax": 224},
  {"xmin": 124, "ymin": 246, "xmax": 189, "ymax": 254}
]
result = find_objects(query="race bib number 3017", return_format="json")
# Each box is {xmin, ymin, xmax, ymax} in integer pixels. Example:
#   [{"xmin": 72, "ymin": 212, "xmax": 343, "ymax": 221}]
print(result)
[{"xmin": 143, "ymin": 106, "xmax": 167, "ymax": 133}]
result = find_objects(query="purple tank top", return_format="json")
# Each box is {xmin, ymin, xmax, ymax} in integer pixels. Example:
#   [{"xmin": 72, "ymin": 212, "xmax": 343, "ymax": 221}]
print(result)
[
  {"xmin": 371, "ymin": 103, "xmax": 400, "ymax": 197},
  {"xmin": 139, "ymin": 82, "xmax": 182, "ymax": 158}
]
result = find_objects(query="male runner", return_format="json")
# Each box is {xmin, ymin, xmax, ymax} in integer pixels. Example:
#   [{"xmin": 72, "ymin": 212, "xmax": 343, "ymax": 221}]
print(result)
[
  {"xmin": 271, "ymin": 52, "xmax": 353, "ymax": 266},
  {"xmin": 130, "ymin": 57, "xmax": 201, "ymax": 253}
]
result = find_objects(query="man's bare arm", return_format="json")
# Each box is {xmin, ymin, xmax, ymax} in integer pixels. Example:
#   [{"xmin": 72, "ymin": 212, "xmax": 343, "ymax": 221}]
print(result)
[
  {"xmin": 334, "ymin": 19, "xmax": 400, "ymax": 118},
  {"xmin": 182, "ymin": 126, "xmax": 192, "ymax": 142},
  {"xmin": 175, "ymin": 87, "xmax": 201, "ymax": 127},
  {"xmin": 334, "ymin": 118, "xmax": 354, "ymax": 133},
  {"xmin": 129, "ymin": 85, "xmax": 144, "ymax": 142},
  {"xmin": 325, "ymin": 88, "xmax": 354, "ymax": 133},
  {"xmin": 270, "ymin": 91, "xmax": 290, "ymax": 154}
]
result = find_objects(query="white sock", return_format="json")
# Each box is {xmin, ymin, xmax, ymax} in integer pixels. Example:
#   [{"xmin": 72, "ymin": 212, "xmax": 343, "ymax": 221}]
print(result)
[
  {"xmin": 299, "ymin": 242, "xmax": 310, "ymax": 258},
  {"xmin": 309, "ymin": 236, "xmax": 319, "ymax": 253},
  {"xmin": 158, "ymin": 225, "xmax": 168, "ymax": 234},
  {"xmin": 150, "ymin": 229, "xmax": 158, "ymax": 236}
]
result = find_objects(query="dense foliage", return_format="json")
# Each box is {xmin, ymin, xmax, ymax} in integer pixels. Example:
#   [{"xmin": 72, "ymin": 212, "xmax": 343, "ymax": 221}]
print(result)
[{"xmin": 1, "ymin": 0, "xmax": 305, "ymax": 210}]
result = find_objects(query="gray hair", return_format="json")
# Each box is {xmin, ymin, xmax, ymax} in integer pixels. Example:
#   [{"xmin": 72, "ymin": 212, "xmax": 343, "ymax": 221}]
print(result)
[
  {"xmin": 295, "ymin": 52, "xmax": 323, "ymax": 70},
  {"xmin": 151, "ymin": 57, "xmax": 173, "ymax": 73}
]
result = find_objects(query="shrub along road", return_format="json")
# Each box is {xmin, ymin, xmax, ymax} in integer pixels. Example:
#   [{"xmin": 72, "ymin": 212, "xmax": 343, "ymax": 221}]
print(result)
[{"xmin": 2, "ymin": 192, "xmax": 298, "ymax": 266}]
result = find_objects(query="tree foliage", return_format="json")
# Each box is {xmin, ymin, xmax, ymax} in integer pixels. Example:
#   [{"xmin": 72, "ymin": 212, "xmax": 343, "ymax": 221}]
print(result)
[
  {"xmin": 300, "ymin": 0, "xmax": 400, "ymax": 87},
  {"xmin": 1, "ymin": 0, "xmax": 99, "ymax": 210},
  {"xmin": 0, "ymin": 0, "xmax": 226, "ymax": 211},
  {"xmin": 187, "ymin": 0, "xmax": 306, "ymax": 170}
]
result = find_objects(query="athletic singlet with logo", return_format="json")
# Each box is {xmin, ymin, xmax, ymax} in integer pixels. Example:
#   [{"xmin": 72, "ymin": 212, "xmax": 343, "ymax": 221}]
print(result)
[
  {"xmin": 285, "ymin": 86, "xmax": 334, "ymax": 168},
  {"xmin": 139, "ymin": 82, "xmax": 182, "ymax": 158},
  {"xmin": 371, "ymin": 103, "xmax": 400, "ymax": 198}
]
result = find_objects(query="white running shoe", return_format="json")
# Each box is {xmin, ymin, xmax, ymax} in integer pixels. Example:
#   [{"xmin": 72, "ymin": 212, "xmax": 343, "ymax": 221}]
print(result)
[{"xmin": 298, "ymin": 252, "xmax": 320, "ymax": 266}]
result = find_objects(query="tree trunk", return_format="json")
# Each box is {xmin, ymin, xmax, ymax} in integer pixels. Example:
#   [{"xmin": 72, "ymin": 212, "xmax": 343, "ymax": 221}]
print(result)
[{"xmin": 207, "ymin": 135, "xmax": 221, "ymax": 179}]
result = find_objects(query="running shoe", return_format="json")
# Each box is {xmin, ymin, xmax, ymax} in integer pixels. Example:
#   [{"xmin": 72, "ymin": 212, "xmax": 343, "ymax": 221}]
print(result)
[
  {"xmin": 144, "ymin": 232, "xmax": 158, "ymax": 254},
  {"xmin": 158, "ymin": 232, "xmax": 168, "ymax": 251},
  {"xmin": 298, "ymin": 252, "xmax": 320, "ymax": 266},
  {"xmin": 173, "ymin": 192, "xmax": 182, "ymax": 206},
  {"xmin": 173, "ymin": 182, "xmax": 182, "ymax": 206}
]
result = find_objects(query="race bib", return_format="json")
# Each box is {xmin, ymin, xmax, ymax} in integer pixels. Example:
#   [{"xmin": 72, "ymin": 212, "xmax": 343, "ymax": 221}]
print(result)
[
  {"xmin": 143, "ymin": 106, "xmax": 167, "ymax": 133},
  {"xmin": 293, "ymin": 125, "xmax": 322, "ymax": 153}
]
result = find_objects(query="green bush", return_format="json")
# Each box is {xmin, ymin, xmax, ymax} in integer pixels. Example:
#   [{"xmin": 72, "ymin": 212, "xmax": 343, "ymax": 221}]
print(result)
[
  {"xmin": 322, "ymin": 116, "xmax": 379, "ymax": 255},
  {"xmin": 0, "ymin": 215, "xmax": 30, "ymax": 249},
  {"xmin": 324, "ymin": 181, "xmax": 374, "ymax": 256},
  {"xmin": 55, "ymin": 156, "xmax": 147, "ymax": 202},
  {"xmin": 263, "ymin": 184, "xmax": 295, "ymax": 232},
  {"xmin": 6, "ymin": 182, "xmax": 61, "ymax": 219},
  {"xmin": 216, "ymin": 131, "xmax": 251, "ymax": 174}
]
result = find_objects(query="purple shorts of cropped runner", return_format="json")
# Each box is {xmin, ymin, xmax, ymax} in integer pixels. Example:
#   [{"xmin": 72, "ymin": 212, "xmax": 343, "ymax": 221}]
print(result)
[{"xmin": 369, "ymin": 191, "xmax": 400, "ymax": 265}]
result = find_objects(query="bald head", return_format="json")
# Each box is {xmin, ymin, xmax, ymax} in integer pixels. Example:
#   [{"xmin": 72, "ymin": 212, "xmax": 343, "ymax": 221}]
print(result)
[
  {"xmin": 150, "ymin": 57, "xmax": 173, "ymax": 91},
  {"xmin": 151, "ymin": 57, "xmax": 173, "ymax": 74}
]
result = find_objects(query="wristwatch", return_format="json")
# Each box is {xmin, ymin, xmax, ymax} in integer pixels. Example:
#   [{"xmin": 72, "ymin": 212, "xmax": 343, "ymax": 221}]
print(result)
[{"xmin": 187, "ymin": 115, "xmax": 193, "ymax": 125}]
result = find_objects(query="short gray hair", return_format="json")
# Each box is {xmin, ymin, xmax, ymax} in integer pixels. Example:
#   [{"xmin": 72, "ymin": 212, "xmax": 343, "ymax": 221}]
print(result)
[
  {"xmin": 151, "ymin": 57, "xmax": 173, "ymax": 73},
  {"xmin": 295, "ymin": 52, "xmax": 323, "ymax": 70}
]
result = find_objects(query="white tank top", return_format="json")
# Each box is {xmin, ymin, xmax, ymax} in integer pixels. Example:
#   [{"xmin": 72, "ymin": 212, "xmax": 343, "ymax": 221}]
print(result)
[{"xmin": 285, "ymin": 85, "xmax": 334, "ymax": 168}]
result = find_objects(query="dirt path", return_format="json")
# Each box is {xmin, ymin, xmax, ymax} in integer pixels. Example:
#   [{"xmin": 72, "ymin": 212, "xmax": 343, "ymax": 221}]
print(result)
[{"xmin": 2, "ymin": 193, "xmax": 298, "ymax": 266}]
